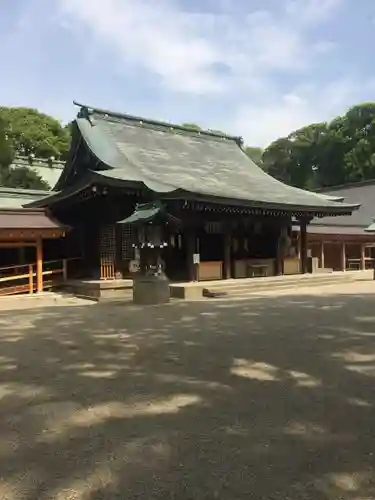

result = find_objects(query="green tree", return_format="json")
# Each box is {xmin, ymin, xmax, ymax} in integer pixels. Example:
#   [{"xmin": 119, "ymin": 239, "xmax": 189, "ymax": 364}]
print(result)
[
  {"xmin": 0, "ymin": 107, "xmax": 70, "ymax": 160},
  {"xmin": 335, "ymin": 103, "xmax": 375, "ymax": 183},
  {"xmin": 244, "ymin": 146, "xmax": 264, "ymax": 167},
  {"xmin": 263, "ymin": 138, "xmax": 295, "ymax": 184},
  {"xmin": 0, "ymin": 166, "xmax": 50, "ymax": 190},
  {"xmin": 263, "ymin": 124, "xmax": 328, "ymax": 189},
  {"xmin": 208, "ymin": 129, "xmax": 227, "ymax": 135},
  {"xmin": 263, "ymin": 102, "xmax": 375, "ymax": 189},
  {"xmin": 0, "ymin": 118, "xmax": 13, "ymax": 169},
  {"xmin": 181, "ymin": 123, "xmax": 202, "ymax": 131},
  {"xmin": 0, "ymin": 117, "xmax": 49, "ymax": 190}
]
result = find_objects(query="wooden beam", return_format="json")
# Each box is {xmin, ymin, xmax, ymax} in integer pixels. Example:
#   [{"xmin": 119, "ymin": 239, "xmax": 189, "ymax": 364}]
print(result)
[
  {"xmin": 36, "ymin": 237, "xmax": 43, "ymax": 293},
  {"xmin": 0, "ymin": 241, "xmax": 37, "ymax": 248},
  {"xmin": 0, "ymin": 229, "xmax": 65, "ymax": 240}
]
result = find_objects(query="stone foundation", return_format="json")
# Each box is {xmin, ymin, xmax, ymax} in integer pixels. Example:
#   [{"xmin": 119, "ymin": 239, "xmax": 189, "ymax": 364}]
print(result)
[{"xmin": 133, "ymin": 274, "xmax": 170, "ymax": 305}]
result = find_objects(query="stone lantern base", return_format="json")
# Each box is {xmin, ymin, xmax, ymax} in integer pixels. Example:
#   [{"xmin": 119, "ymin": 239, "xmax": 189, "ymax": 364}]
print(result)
[{"xmin": 133, "ymin": 274, "xmax": 170, "ymax": 305}]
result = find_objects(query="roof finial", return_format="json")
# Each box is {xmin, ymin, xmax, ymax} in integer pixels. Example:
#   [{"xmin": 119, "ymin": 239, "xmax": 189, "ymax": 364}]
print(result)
[
  {"xmin": 76, "ymin": 103, "xmax": 95, "ymax": 126},
  {"xmin": 237, "ymin": 136, "xmax": 244, "ymax": 147}
]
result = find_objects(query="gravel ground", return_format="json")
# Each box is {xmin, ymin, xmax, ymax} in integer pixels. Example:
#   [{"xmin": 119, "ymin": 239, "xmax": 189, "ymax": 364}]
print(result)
[{"xmin": 1, "ymin": 281, "xmax": 375, "ymax": 499}]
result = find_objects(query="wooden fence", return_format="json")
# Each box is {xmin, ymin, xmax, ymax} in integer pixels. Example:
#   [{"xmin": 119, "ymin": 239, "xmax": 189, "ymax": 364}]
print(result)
[{"xmin": 0, "ymin": 257, "xmax": 81, "ymax": 296}]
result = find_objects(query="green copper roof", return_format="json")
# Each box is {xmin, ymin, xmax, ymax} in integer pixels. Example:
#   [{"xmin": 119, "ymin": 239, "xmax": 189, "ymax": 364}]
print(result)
[
  {"xmin": 117, "ymin": 201, "xmax": 164, "ymax": 225},
  {"xmin": 117, "ymin": 200, "xmax": 181, "ymax": 226},
  {"xmin": 0, "ymin": 187, "xmax": 51, "ymax": 209},
  {"xmin": 365, "ymin": 219, "xmax": 375, "ymax": 232},
  {"xmin": 11, "ymin": 156, "xmax": 64, "ymax": 190},
  {"xmin": 63, "ymin": 104, "xmax": 360, "ymax": 214}
]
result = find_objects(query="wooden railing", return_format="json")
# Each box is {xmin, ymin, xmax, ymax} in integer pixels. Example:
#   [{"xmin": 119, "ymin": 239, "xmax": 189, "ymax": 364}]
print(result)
[
  {"xmin": 100, "ymin": 256, "xmax": 116, "ymax": 280},
  {"xmin": 0, "ymin": 257, "xmax": 81, "ymax": 296}
]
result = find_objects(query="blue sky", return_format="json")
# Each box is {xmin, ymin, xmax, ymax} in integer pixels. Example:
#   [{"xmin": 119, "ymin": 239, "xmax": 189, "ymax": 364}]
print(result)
[{"xmin": 1, "ymin": 0, "xmax": 375, "ymax": 147}]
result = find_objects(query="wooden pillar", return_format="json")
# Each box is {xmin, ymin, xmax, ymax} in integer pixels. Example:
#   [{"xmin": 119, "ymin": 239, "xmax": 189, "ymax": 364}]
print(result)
[
  {"xmin": 341, "ymin": 241, "xmax": 346, "ymax": 271},
  {"xmin": 320, "ymin": 240, "xmax": 325, "ymax": 269},
  {"xmin": 300, "ymin": 219, "xmax": 308, "ymax": 274},
  {"xmin": 223, "ymin": 229, "xmax": 231, "ymax": 279},
  {"xmin": 360, "ymin": 244, "xmax": 365, "ymax": 270},
  {"xmin": 28, "ymin": 264, "xmax": 34, "ymax": 294},
  {"xmin": 36, "ymin": 237, "xmax": 43, "ymax": 293},
  {"xmin": 186, "ymin": 229, "xmax": 196, "ymax": 282}
]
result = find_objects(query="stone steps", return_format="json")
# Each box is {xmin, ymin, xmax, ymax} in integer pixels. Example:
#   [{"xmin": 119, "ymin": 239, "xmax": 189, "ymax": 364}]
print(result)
[
  {"xmin": 170, "ymin": 271, "xmax": 371, "ymax": 300},
  {"xmin": 203, "ymin": 275, "xmax": 353, "ymax": 293}
]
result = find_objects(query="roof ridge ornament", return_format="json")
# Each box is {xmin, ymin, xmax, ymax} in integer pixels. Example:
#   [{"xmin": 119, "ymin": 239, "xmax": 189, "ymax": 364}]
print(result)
[
  {"xmin": 365, "ymin": 218, "xmax": 375, "ymax": 232},
  {"xmin": 76, "ymin": 104, "xmax": 95, "ymax": 126}
]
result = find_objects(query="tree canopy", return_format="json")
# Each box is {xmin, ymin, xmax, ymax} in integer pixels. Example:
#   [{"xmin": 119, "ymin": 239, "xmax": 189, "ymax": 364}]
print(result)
[
  {"xmin": 0, "ymin": 118, "xmax": 13, "ymax": 170},
  {"xmin": 0, "ymin": 115, "xmax": 50, "ymax": 190},
  {"xmin": 244, "ymin": 146, "xmax": 264, "ymax": 168},
  {"xmin": 263, "ymin": 103, "xmax": 375, "ymax": 189},
  {"xmin": 181, "ymin": 122, "xmax": 202, "ymax": 131},
  {"xmin": 0, "ymin": 164, "xmax": 50, "ymax": 190},
  {"xmin": 0, "ymin": 107, "xmax": 70, "ymax": 160}
]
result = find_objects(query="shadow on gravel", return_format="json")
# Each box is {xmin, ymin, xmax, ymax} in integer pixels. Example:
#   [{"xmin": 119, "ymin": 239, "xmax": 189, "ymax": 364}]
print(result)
[{"xmin": 1, "ymin": 290, "xmax": 375, "ymax": 499}]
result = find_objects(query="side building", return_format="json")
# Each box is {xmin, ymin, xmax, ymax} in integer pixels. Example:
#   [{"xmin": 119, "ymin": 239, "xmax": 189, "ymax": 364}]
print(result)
[
  {"xmin": 306, "ymin": 180, "xmax": 375, "ymax": 271},
  {"xmin": 0, "ymin": 187, "xmax": 68, "ymax": 294}
]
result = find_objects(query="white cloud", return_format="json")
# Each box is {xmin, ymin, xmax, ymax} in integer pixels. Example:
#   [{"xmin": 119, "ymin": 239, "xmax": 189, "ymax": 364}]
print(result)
[
  {"xmin": 53, "ymin": 0, "xmax": 355, "ymax": 146},
  {"xmin": 232, "ymin": 78, "xmax": 375, "ymax": 147},
  {"xmin": 58, "ymin": 0, "xmax": 227, "ymax": 94},
  {"xmin": 285, "ymin": 0, "xmax": 343, "ymax": 24},
  {"xmin": 232, "ymin": 90, "xmax": 338, "ymax": 148},
  {"xmin": 57, "ymin": 0, "xmax": 341, "ymax": 94}
]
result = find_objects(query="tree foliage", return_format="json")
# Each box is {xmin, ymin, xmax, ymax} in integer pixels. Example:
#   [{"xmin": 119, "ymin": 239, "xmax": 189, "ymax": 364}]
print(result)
[
  {"xmin": 0, "ymin": 165, "xmax": 50, "ymax": 190},
  {"xmin": 263, "ymin": 103, "xmax": 375, "ymax": 189},
  {"xmin": 181, "ymin": 123, "xmax": 202, "ymax": 131},
  {"xmin": 0, "ymin": 118, "xmax": 13, "ymax": 169},
  {"xmin": 0, "ymin": 115, "xmax": 50, "ymax": 190},
  {"xmin": 244, "ymin": 146, "xmax": 264, "ymax": 168},
  {"xmin": 0, "ymin": 107, "xmax": 70, "ymax": 160}
]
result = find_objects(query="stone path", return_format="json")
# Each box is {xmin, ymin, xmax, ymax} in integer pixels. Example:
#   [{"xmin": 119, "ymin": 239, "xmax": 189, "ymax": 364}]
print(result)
[{"xmin": 1, "ymin": 281, "xmax": 375, "ymax": 498}]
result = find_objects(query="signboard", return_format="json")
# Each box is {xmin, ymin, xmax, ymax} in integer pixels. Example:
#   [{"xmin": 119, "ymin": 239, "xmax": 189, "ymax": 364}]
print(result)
[{"xmin": 193, "ymin": 253, "xmax": 200, "ymax": 264}]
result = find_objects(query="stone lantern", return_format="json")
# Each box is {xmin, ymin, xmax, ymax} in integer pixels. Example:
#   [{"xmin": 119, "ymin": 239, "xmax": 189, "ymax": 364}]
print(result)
[{"xmin": 117, "ymin": 201, "xmax": 180, "ymax": 304}]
